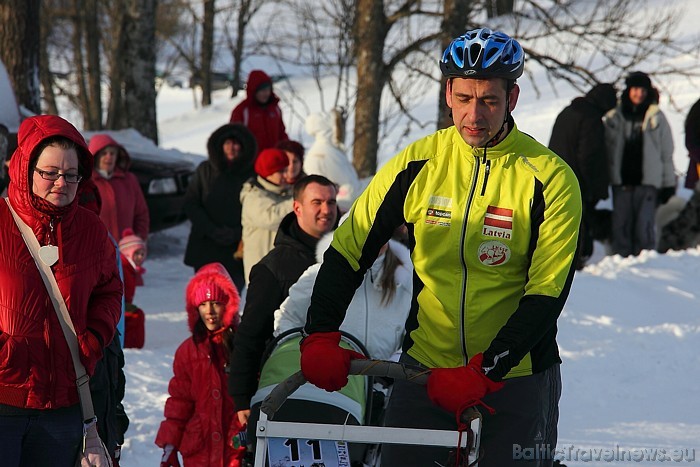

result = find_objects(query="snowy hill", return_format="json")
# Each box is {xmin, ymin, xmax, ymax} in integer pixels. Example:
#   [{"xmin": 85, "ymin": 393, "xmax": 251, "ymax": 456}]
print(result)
[{"xmin": 119, "ymin": 2, "xmax": 700, "ymax": 465}]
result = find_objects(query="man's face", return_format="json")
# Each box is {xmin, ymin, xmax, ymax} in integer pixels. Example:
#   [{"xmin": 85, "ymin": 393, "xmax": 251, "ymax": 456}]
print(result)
[
  {"xmin": 629, "ymin": 86, "xmax": 648, "ymax": 106},
  {"xmin": 446, "ymin": 78, "xmax": 519, "ymax": 147},
  {"xmin": 294, "ymin": 182, "xmax": 338, "ymax": 239}
]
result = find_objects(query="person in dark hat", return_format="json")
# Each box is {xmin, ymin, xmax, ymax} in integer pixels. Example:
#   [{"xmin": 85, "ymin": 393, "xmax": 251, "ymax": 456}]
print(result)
[
  {"xmin": 549, "ymin": 82, "xmax": 618, "ymax": 269},
  {"xmin": 229, "ymin": 70, "xmax": 289, "ymax": 154},
  {"xmin": 603, "ymin": 71, "xmax": 676, "ymax": 256}
]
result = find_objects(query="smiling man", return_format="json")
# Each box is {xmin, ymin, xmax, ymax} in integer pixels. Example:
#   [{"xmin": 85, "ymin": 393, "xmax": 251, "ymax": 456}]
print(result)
[
  {"xmin": 299, "ymin": 28, "xmax": 582, "ymax": 466},
  {"xmin": 228, "ymin": 174, "xmax": 338, "ymax": 428}
]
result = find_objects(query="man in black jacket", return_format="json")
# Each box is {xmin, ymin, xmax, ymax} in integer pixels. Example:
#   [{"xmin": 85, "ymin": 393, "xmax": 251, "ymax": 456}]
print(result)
[
  {"xmin": 228, "ymin": 174, "xmax": 338, "ymax": 426},
  {"xmin": 549, "ymin": 83, "xmax": 617, "ymax": 268}
]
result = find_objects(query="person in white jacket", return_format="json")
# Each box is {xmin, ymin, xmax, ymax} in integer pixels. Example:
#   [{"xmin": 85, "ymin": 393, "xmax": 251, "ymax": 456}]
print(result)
[
  {"xmin": 274, "ymin": 224, "xmax": 413, "ymax": 360},
  {"xmin": 304, "ymin": 111, "xmax": 362, "ymax": 212}
]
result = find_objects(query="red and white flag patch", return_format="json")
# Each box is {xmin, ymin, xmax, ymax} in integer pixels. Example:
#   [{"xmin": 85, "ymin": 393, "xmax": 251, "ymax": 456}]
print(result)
[{"xmin": 482, "ymin": 205, "xmax": 513, "ymax": 240}]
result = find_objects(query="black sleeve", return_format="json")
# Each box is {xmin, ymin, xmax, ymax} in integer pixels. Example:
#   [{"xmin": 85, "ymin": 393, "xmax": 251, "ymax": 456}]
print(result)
[
  {"xmin": 483, "ymin": 260, "xmax": 576, "ymax": 381},
  {"xmin": 183, "ymin": 164, "xmax": 218, "ymax": 233},
  {"xmin": 228, "ymin": 264, "xmax": 284, "ymax": 410},
  {"xmin": 303, "ymin": 247, "xmax": 365, "ymax": 334}
]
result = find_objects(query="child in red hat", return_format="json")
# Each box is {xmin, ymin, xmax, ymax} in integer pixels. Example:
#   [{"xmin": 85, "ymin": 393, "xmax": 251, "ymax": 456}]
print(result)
[
  {"xmin": 119, "ymin": 228, "xmax": 147, "ymax": 348},
  {"xmin": 156, "ymin": 263, "xmax": 246, "ymax": 467}
]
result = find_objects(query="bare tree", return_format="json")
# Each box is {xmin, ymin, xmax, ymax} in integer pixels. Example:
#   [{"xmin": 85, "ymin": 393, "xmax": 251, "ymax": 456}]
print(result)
[
  {"xmin": 0, "ymin": 0, "xmax": 42, "ymax": 114},
  {"xmin": 352, "ymin": 0, "xmax": 443, "ymax": 177},
  {"xmin": 200, "ymin": 0, "xmax": 215, "ymax": 105},
  {"xmin": 122, "ymin": 0, "xmax": 159, "ymax": 143}
]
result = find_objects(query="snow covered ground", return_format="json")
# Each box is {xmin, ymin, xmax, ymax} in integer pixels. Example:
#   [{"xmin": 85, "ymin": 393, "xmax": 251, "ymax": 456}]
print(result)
[{"xmin": 117, "ymin": 2, "xmax": 700, "ymax": 465}]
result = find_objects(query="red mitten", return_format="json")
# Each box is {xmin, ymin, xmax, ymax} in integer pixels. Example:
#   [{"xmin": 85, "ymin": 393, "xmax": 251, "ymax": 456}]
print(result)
[
  {"xmin": 78, "ymin": 330, "xmax": 103, "ymax": 376},
  {"xmin": 427, "ymin": 353, "xmax": 505, "ymax": 414},
  {"xmin": 160, "ymin": 444, "xmax": 181, "ymax": 467},
  {"xmin": 300, "ymin": 332, "xmax": 366, "ymax": 392}
]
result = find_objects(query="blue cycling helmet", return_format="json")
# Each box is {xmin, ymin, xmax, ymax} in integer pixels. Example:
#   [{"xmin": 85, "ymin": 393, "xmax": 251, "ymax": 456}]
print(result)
[{"xmin": 440, "ymin": 28, "xmax": 524, "ymax": 80}]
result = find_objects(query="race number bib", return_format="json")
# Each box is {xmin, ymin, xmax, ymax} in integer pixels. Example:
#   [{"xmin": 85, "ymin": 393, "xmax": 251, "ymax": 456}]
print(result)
[{"xmin": 267, "ymin": 438, "xmax": 350, "ymax": 467}]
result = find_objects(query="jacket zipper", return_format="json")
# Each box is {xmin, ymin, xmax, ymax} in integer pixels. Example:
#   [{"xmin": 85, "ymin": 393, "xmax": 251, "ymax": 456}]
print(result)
[
  {"xmin": 480, "ymin": 159, "xmax": 491, "ymax": 196},
  {"xmin": 459, "ymin": 155, "xmax": 481, "ymax": 365}
]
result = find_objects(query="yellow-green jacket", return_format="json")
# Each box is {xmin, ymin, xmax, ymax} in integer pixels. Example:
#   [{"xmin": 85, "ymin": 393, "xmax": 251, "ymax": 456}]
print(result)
[{"xmin": 305, "ymin": 123, "xmax": 581, "ymax": 380}]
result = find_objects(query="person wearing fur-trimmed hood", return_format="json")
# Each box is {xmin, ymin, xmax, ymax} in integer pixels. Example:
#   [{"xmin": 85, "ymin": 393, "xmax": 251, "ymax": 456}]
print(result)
[
  {"xmin": 156, "ymin": 263, "xmax": 246, "ymax": 467},
  {"xmin": 183, "ymin": 124, "xmax": 257, "ymax": 292}
]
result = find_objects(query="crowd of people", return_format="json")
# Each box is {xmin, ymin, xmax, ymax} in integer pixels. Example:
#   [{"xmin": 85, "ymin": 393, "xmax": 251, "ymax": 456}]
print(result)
[{"xmin": 3, "ymin": 26, "xmax": 700, "ymax": 467}]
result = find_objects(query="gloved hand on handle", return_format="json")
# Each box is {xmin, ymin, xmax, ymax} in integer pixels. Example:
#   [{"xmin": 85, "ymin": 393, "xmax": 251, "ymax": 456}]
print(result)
[
  {"xmin": 160, "ymin": 444, "xmax": 180, "ymax": 467},
  {"xmin": 427, "ymin": 353, "xmax": 505, "ymax": 414},
  {"xmin": 300, "ymin": 331, "xmax": 366, "ymax": 392}
]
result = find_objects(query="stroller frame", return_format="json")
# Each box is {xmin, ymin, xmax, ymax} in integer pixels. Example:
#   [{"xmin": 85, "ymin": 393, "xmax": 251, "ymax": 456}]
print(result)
[{"xmin": 253, "ymin": 359, "xmax": 482, "ymax": 467}]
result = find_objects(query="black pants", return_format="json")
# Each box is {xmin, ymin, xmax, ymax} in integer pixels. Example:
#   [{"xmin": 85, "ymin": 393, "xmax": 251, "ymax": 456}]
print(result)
[{"xmin": 381, "ymin": 354, "xmax": 561, "ymax": 467}]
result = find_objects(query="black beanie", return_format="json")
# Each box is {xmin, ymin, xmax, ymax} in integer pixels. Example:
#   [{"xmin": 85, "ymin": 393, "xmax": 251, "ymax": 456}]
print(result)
[{"xmin": 625, "ymin": 71, "xmax": 651, "ymax": 89}]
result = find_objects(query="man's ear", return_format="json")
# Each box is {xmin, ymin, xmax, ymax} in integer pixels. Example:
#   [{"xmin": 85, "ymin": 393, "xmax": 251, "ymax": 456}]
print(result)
[
  {"xmin": 445, "ymin": 78, "xmax": 453, "ymax": 109},
  {"xmin": 293, "ymin": 199, "xmax": 301, "ymax": 216},
  {"xmin": 508, "ymin": 83, "xmax": 520, "ymax": 112}
]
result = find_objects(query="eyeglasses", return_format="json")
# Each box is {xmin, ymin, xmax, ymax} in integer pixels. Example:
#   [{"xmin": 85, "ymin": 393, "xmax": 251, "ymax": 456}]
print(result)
[{"xmin": 34, "ymin": 168, "xmax": 83, "ymax": 184}]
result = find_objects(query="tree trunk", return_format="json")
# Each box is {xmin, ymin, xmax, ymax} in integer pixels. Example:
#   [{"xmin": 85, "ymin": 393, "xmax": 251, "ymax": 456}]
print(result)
[
  {"xmin": 123, "ymin": 0, "xmax": 158, "ymax": 143},
  {"xmin": 39, "ymin": 8, "xmax": 58, "ymax": 115},
  {"xmin": 438, "ymin": 0, "xmax": 472, "ymax": 130},
  {"xmin": 0, "ymin": 0, "xmax": 41, "ymax": 114},
  {"xmin": 487, "ymin": 0, "xmax": 514, "ymax": 18},
  {"xmin": 230, "ymin": 0, "xmax": 250, "ymax": 97},
  {"xmin": 85, "ymin": 0, "xmax": 102, "ymax": 129},
  {"xmin": 200, "ymin": 0, "xmax": 215, "ymax": 107},
  {"xmin": 353, "ymin": 0, "xmax": 387, "ymax": 177},
  {"xmin": 71, "ymin": 0, "xmax": 93, "ymax": 129},
  {"xmin": 106, "ymin": 4, "xmax": 128, "ymax": 130}
]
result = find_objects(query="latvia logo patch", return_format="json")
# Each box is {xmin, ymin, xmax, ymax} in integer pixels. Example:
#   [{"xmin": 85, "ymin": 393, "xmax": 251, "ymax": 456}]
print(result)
[
  {"xmin": 478, "ymin": 240, "xmax": 511, "ymax": 266},
  {"xmin": 482, "ymin": 205, "xmax": 513, "ymax": 240}
]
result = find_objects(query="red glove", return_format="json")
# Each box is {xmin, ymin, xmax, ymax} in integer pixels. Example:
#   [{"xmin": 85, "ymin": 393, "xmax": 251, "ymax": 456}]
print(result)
[
  {"xmin": 160, "ymin": 444, "xmax": 180, "ymax": 467},
  {"xmin": 300, "ymin": 332, "xmax": 366, "ymax": 392},
  {"xmin": 78, "ymin": 330, "xmax": 103, "ymax": 376},
  {"xmin": 427, "ymin": 353, "xmax": 505, "ymax": 414}
]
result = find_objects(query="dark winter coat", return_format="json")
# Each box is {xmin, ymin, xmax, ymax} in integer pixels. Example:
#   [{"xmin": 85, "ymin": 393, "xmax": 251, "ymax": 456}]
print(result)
[
  {"xmin": 183, "ymin": 124, "xmax": 257, "ymax": 289},
  {"xmin": 228, "ymin": 212, "xmax": 320, "ymax": 410},
  {"xmin": 229, "ymin": 70, "xmax": 288, "ymax": 154},
  {"xmin": 156, "ymin": 263, "xmax": 244, "ymax": 467},
  {"xmin": 90, "ymin": 333, "xmax": 129, "ymax": 457},
  {"xmin": 0, "ymin": 115, "xmax": 122, "ymax": 410},
  {"xmin": 684, "ymin": 98, "xmax": 700, "ymax": 189},
  {"xmin": 549, "ymin": 83, "xmax": 617, "ymax": 202}
]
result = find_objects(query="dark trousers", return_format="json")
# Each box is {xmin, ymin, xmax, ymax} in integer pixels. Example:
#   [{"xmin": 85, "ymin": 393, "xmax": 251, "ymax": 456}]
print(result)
[
  {"xmin": 611, "ymin": 185, "xmax": 657, "ymax": 256},
  {"xmin": 381, "ymin": 354, "xmax": 561, "ymax": 467},
  {"xmin": 0, "ymin": 404, "xmax": 83, "ymax": 467}
]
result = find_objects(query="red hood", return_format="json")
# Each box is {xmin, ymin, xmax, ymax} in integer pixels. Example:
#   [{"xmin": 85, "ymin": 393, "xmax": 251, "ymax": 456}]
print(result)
[
  {"xmin": 8, "ymin": 115, "xmax": 93, "ymax": 219},
  {"xmin": 88, "ymin": 133, "xmax": 132, "ymax": 171},
  {"xmin": 245, "ymin": 70, "xmax": 279, "ymax": 107},
  {"xmin": 185, "ymin": 262, "xmax": 240, "ymax": 332}
]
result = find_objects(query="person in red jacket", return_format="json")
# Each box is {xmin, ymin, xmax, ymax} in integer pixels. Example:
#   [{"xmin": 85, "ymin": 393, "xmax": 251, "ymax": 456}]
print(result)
[
  {"xmin": 0, "ymin": 115, "xmax": 122, "ymax": 466},
  {"xmin": 156, "ymin": 263, "xmax": 246, "ymax": 467},
  {"xmin": 89, "ymin": 133, "xmax": 150, "ymax": 241},
  {"xmin": 230, "ymin": 70, "xmax": 288, "ymax": 154}
]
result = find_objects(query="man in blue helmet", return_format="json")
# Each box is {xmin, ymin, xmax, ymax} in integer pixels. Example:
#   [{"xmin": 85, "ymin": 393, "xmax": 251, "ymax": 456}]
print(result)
[{"xmin": 299, "ymin": 28, "xmax": 581, "ymax": 466}]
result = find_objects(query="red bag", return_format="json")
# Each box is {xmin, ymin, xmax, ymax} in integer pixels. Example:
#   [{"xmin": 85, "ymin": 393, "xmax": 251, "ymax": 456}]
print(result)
[{"xmin": 124, "ymin": 307, "xmax": 145, "ymax": 349}]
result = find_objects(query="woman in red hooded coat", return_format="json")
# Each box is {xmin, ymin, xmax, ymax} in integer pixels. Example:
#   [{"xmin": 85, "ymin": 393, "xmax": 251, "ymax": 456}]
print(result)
[
  {"xmin": 0, "ymin": 115, "xmax": 122, "ymax": 466},
  {"xmin": 156, "ymin": 263, "xmax": 246, "ymax": 467},
  {"xmin": 88, "ymin": 133, "xmax": 150, "ymax": 241},
  {"xmin": 230, "ymin": 69, "xmax": 288, "ymax": 154}
]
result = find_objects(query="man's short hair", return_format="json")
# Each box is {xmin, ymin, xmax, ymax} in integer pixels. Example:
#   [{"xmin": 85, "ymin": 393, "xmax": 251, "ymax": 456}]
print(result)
[{"xmin": 293, "ymin": 174, "xmax": 337, "ymax": 200}]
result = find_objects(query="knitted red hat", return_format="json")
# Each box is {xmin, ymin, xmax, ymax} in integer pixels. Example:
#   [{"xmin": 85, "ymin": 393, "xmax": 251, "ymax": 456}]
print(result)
[
  {"xmin": 118, "ymin": 228, "xmax": 146, "ymax": 259},
  {"xmin": 254, "ymin": 148, "xmax": 289, "ymax": 178},
  {"xmin": 185, "ymin": 263, "xmax": 241, "ymax": 331}
]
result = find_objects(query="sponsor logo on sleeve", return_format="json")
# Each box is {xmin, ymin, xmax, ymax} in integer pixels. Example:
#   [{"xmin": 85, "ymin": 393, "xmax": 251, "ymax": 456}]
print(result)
[{"xmin": 482, "ymin": 205, "xmax": 513, "ymax": 239}]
